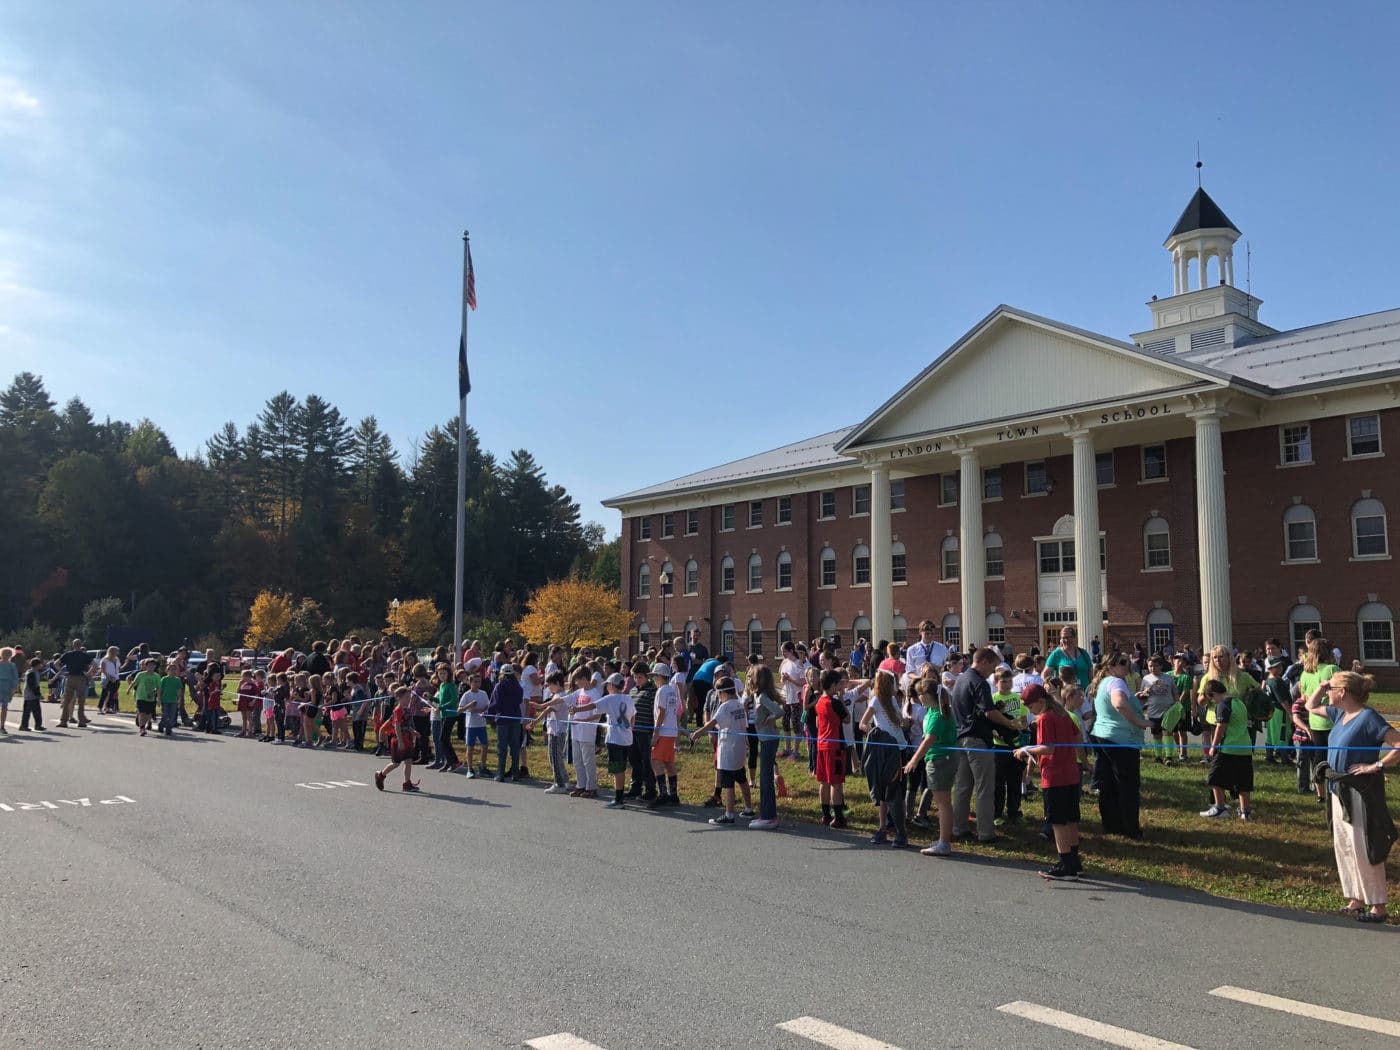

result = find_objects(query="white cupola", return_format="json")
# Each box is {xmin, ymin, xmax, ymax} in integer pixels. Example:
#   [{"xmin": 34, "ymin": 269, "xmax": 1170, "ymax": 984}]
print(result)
[{"xmin": 1165, "ymin": 186, "xmax": 1240, "ymax": 293}]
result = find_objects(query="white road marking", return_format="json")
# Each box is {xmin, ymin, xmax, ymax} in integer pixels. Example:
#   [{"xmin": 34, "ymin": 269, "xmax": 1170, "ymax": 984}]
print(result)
[
  {"xmin": 296, "ymin": 780, "xmax": 368, "ymax": 790},
  {"xmin": 524, "ymin": 1035, "xmax": 609, "ymax": 1050},
  {"xmin": 778, "ymin": 1017, "xmax": 905, "ymax": 1050},
  {"xmin": 996, "ymin": 1002, "xmax": 1196, "ymax": 1049},
  {"xmin": 1210, "ymin": 986, "xmax": 1400, "ymax": 1037}
]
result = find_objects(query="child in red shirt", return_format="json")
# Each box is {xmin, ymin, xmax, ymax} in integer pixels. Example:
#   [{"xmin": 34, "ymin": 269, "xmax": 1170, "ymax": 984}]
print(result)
[
  {"xmin": 814, "ymin": 669, "xmax": 850, "ymax": 829},
  {"xmin": 1014, "ymin": 683, "xmax": 1083, "ymax": 880}
]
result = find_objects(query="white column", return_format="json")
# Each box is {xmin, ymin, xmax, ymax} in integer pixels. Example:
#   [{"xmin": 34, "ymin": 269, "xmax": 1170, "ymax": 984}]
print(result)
[
  {"xmin": 870, "ymin": 463, "xmax": 893, "ymax": 644},
  {"xmin": 1069, "ymin": 430, "xmax": 1102, "ymax": 650},
  {"xmin": 1192, "ymin": 411, "xmax": 1233, "ymax": 650},
  {"xmin": 958, "ymin": 448, "xmax": 985, "ymax": 649},
  {"xmin": 1173, "ymin": 250, "xmax": 1183, "ymax": 295},
  {"xmin": 1223, "ymin": 252, "xmax": 1233, "ymax": 287}
]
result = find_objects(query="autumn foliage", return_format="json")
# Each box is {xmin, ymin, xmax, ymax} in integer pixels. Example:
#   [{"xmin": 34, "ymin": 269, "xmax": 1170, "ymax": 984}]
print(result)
[
  {"xmin": 514, "ymin": 578, "xmax": 635, "ymax": 650},
  {"xmin": 386, "ymin": 598, "xmax": 443, "ymax": 645},
  {"xmin": 244, "ymin": 591, "xmax": 293, "ymax": 649}
]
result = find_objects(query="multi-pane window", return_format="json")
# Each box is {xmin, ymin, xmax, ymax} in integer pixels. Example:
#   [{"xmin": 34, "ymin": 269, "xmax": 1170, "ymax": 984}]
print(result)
[
  {"xmin": 685, "ymin": 509, "xmax": 699, "ymax": 536},
  {"xmin": 721, "ymin": 623, "xmax": 735, "ymax": 656},
  {"xmin": 982, "ymin": 467, "xmax": 1002, "ymax": 500},
  {"xmin": 684, "ymin": 559, "xmax": 699, "ymax": 595},
  {"xmin": 638, "ymin": 516, "xmax": 651, "ymax": 541},
  {"xmin": 1284, "ymin": 505, "xmax": 1317, "ymax": 561},
  {"xmin": 777, "ymin": 496, "xmax": 792, "ymax": 524},
  {"xmin": 777, "ymin": 619, "xmax": 794, "ymax": 646},
  {"xmin": 889, "ymin": 480, "xmax": 905, "ymax": 511},
  {"xmin": 1353, "ymin": 498, "xmax": 1388, "ymax": 557},
  {"xmin": 986, "ymin": 613, "xmax": 1006, "ymax": 646},
  {"xmin": 1144, "ymin": 518, "xmax": 1171, "ymax": 568},
  {"xmin": 819, "ymin": 491, "xmax": 836, "ymax": 519},
  {"xmin": 1038, "ymin": 540, "xmax": 1076, "ymax": 574},
  {"xmin": 660, "ymin": 513, "xmax": 674, "ymax": 538},
  {"xmin": 748, "ymin": 620, "xmax": 764, "ymax": 656},
  {"xmin": 777, "ymin": 552, "xmax": 793, "ymax": 590},
  {"xmin": 659, "ymin": 562, "xmax": 674, "ymax": 597},
  {"xmin": 748, "ymin": 500, "xmax": 763, "ymax": 528},
  {"xmin": 1281, "ymin": 424, "xmax": 1312, "ymax": 465},
  {"xmin": 1359, "ymin": 602, "xmax": 1395, "ymax": 662},
  {"xmin": 984, "ymin": 534, "xmax": 1004, "ymax": 578},
  {"xmin": 721, "ymin": 504, "xmax": 735, "ymax": 531},
  {"xmin": 637, "ymin": 564, "xmax": 651, "ymax": 597},
  {"xmin": 940, "ymin": 536, "xmax": 959, "ymax": 581},
  {"xmin": 852, "ymin": 544, "xmax": 871, "ymax": 586},
  {"xmin": 1095, "ymin": 451, "xmax": 1115, "ymax": 486},
  {"xmin": 820, "ymin": 548, "xmax": 837, "ymax": 587},
  {"xmin": 891, "ymin": 541, "xmax": 907, "ymax": 583},
  {"xmin": 852, "ymin": 485, "xmax": 871, "ymax": 515},
  {"xmin": 1348, "ymin": 414, "xmax": 1382, "ymax": 457},
  {"xmin": 747, "ymin": 554, "xmax": 763, "ymax": 591},
  {"xmin": 719, "ymin": 557, "xmax": 735, "ymax": 593},
  {"xmin": 1142, "ymin": 444, "xmax": 1168, "ymax": 481},
  {"xmin": 940, "ymin": 472, "xmax": 959, "ymax": 506},
  {"xmin": 1025, "ymin": 461, "xmax": 1049, "ymax": 495},
  {"xmin": 944, "ymin": 620, "xmax": 961, "ymax": 649}
]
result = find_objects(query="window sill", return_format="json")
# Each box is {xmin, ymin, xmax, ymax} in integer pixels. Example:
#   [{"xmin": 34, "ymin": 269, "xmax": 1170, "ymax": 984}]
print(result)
[
  {"xmin": 1141, "ymin": 566, "xmax": 1173, "ymax": 574},
  {"xmin": 683, "ymin": 591, "xmax": 698, "ymax": 598},
  {"xmin": 638, "ymin": 537, "xmax": 652, "ymax": 543},
  {"xmin": 1360, "ymin": 658, "xmax": 1398, "ymax": 667},
  {"xmin": 893, "ymin": 580, "xmax": 908, "ymax": 586},
  {"xmin": 1021, "ymin": 491, "xmax": 1048, "ymax": 499},
  {"xmin": 684, "ymin": 531, "xmax": 698, "ymax": 538},
  {"xmin": 891, "ymin": 507, "xmax": 906, "ymax": 514},
  {"xmin": 746, "ymin": 588, "xmax": 764, "ymax": 595},
  {"xmin": 1138, "ymin": 477, "xmax": 1169, "ymax": 485},
  {"xmin": 1344, "ymin": 452, "xmax": 1384, "ymax": 462},
  {"xmin": 985, "ymin": 574, "xmax": 1005, "ymax": 581},
  {"xmin": 982, "ymin": 496, "xmax": 1002, "ymax": 504},
  {"xmin": 719, "ymin": 589, "xmax": 734, "ymax": 596},
  {"xmin": 851, "ymin": 582, "xmax": 871, "ymax": 589},
  {"xmin": 746, "ymin": 525, "xmax": 762, "ymax": 531},
  {"xmin": 1276, "ymin": 461, "xmax": 1313, "ymax": 470},
  {"xmin": 851, "ymin": 512, "xmax": 870, "ymax": 519},
  {"xmin": 939, "ymin": 577, "xmax": 960, "ymax": 584},
  {"xmin": 1349, "ymin": 554, "xmax": 1392, "ymax": 562},
  {"xmin": 818, "ymin": 584, "xmax": 836, "ymax": 591},
  {"xmin": 817, "ymin": 515, "xmax": 835, "ymax": 522},
  {"xmin": 1097, "ymin": 482, "xmax": 1116, "ymax": 490},
  {"xmin": 775, "ymin": 586, "xmax": 793, "ymax": 593},
  {"xmin": 719, "ymin": 527, "xmax": 734, "ymax": 533},
  {"xmin": 775, "ymin": 520, "xmax": 792, "ymax": 527},
  {"xmin": 938, "ymin": 502, "xmax": 958, "ymax": 509},
  {"xmin": 1280, "ymin": 558, "xmax": 1321, "ymax": 566}
]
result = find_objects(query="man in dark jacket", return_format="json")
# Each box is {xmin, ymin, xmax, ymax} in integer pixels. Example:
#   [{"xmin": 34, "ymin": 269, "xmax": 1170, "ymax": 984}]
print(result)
[
  {"xmin": 58, "ymin": 640, "xmax": 95, "ymax": 728},
  {"xmin": 487, "ymin": 664, "xmax": 525, "ymax": 781}
]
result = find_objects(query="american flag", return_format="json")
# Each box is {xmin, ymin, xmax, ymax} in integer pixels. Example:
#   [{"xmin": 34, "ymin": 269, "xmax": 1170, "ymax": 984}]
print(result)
[{"xmin": 464, "ymin": 240, "xmax": 477, "ymax": 311}]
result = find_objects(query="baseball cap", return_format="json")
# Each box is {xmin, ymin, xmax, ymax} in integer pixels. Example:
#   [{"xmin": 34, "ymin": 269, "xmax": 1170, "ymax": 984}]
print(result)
[
  {"xmin": 606, "ymin": 672, "xmax": 627, "ymax": 688},
  {"xmin": 499, "ymin": 663, "xmax": 516, "ymax": 676},
  {"xmin": 651, "ymin": 662, "xmax": 671, "ymax": 677},
  {"xmin": 1265, "ymin": 655, "xmax": 1287, "ymax": 670},
  {"xmin": 1020, "ymin": 683, "xmax": 1049, "ymax": 706}
]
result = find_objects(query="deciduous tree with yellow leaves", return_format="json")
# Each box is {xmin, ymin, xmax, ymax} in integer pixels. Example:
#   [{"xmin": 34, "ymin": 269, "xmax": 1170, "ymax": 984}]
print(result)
[
  {"xmin": 514, "ymin": 578, "xmax": 634, "ymax": 650},
  {"xmin": 244, "ymin": 591, "xmax": 293, "ymax": 649},
  {"xmin": 385, "ymin": 598, "xmax": 443, "ymax": 646}
]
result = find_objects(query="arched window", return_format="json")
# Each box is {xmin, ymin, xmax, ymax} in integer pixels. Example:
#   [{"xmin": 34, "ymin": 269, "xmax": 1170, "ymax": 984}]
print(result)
[
  {"xmin": 853, "ymin": 615, "xmax": 871, "ymax": 641},
  {"xmin": 1283, "ymin": 504, "xmax": 1317, "ymax": 562},
  {"xmin": 776, "ymin": 618, "xmax": 794, "ymax": 646},
  {"xmin": 1288, "ymin": 603, "xmax": 1322, "ymax": 656},
  {"xmin": 637, "ymin": 562, "xmax": 651, "ymax": 598},
  {"xmin": 719, "ymin": 618, "xmax": 735, "ymax": 657},
  {"xmin": 683, "ymin": 559, "xmax": 699, "ymax": 596},
  {"xmin": 852, "ymin": 543, "xmax": 871, "ymax": 586},
  {"xmin": 942, "ymin": 614, "xmax": 961, "ymax": 650},
  {"xmin": 638, "ymin": 622, "xmax": 650, "ymax": 648},
  {"xmin": 941, "ymin": 535, "xmax": 960, "ymax": 581},
  {"xmin": 1358, "ymin": 602, "xmax": 1395, "ymax": 663},
  {"xmin": 1352, "ymin": 498, "xmax": 1389, "ymax": 558},
  {"xmin": 1146, "ymin": 607, "xmax": 1174, "ymax": 654},
  {"xmin": 683, "ymin": 620, "xmax": 697, "ymax": 639},
  {"xmin": 659, "ymin": 561, "xmax": 674, "ymax": 597},
  {"xmin": 747, "ymin": 553, "xmax": 763, "ymax": 591},
  {"xmin": 891, "ymin": 541, "xmax": 907, "ymax": 584},
  {"xmin": 747, "ymin": 618, "xmax": 764, "ymax": 656},
  {"xmin": 661, "ymin": 618, "xmax": 673, "ymax": 636},
  {"xmin": 820, "ymin": 548, "xmax": 838, "ymax": 588},
  {"xmin": 985, "ymin": 611, "xmax": 1006, "ymax": 646},
  {"xmin": 719, "ymin": 556, "xmax": 735, "ymax": 594},
  {"xmin": 820, "ymin": 615, "xmax": 838, "ymax": 637},
  {"xmin": 1143, "ymin": 517, "xmax": 1171, "ymax": 569},
  {"xmin": 777, "ymin": 551, "xmax": 793, "ymax": 590},
  {"xmin": 984, "ymin": 532, "xmax": 1004, "ymax": 579},
  {"xmin": 892, "ymin": 614, "xmax": 909, "ymax": 644}
]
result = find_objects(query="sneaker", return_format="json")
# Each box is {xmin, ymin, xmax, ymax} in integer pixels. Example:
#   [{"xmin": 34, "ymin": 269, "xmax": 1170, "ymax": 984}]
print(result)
[
  {"xmin": 920, "ymin": 841, "xmax": 953, "ymax": 857},
  {"xmin": 909, "ymin": 816, "xmax": 932, "ymax": 829},
  {"xmin": 831, "ymin": 816, "xmax": 848, "ymax": 829},
  {"xmin": 1039, "ymin": 863, "xmax": 1080, "ymax": 881},
  {"xmin": 1200, "ymin": 804, "xmax": 1230, "ymax": 818},
  {"xmin": 463, "ymin": 769, "xmax": 475, "ymax": 779},
  {"xmin": 708, "ymin": 815, "xmax": 736, "ymax": 826},
  {"xmin": 1238, "ymin": 808, "xmax": 1253, "ymax": 822},
  {"xmin": 748, "ymin": 818, "xmax": 778, "ymax": 830},
  {"xmin": 543, "ymin": 785, "xmax": 562, "ymax": 794},
  {"xmin": 869, "ymin": 830, "xmax": 888, "ymax": 845},
  {"xmin": 739, "ymin": 808, "xmax": 755, "ymax": 818},
  {"xmin": 605, "ymin": 799, "xmax": 625, "ymax": 809},
  {"xmin": 493, "ymin": 774, "xmax": 505, "ymax": 783},
  {"xmin": 374, "ymin": 772, "xmax": 386, "ymax": 791},
  {"xmin": 892, "ymin": 834, "xmax": 908, "ymax": 848},
  {"xmin": 702, "ymin": 796, "xmax": 722, "ymax": 808},
  {"xmin": 401, "ymin": 781, "xmax": 421, "ymax": 792}
]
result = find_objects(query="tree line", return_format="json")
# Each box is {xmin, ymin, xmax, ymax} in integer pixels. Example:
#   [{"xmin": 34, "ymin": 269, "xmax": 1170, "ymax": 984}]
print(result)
[{"xmin": 0, "ymin": 372, "xmax": 620, "ymax": 652}]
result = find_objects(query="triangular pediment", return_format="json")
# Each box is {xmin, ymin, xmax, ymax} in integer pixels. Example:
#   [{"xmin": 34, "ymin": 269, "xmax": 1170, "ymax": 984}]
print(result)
[{"xmin": 839, "ymin": 306, "xmax": 1222, "ymax": 450}]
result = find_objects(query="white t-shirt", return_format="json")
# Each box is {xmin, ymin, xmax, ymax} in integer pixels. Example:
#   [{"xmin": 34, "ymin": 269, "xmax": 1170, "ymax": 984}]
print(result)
[
  {"xmin": 905, "ymin": 701, "xmax": 927, "ymax": 745},
  {"xmin": 592, "ymin": 691, "xmax": 635, "ymax": 747},
  {"xmin": 713, "ymin": 697, "xmax": 748, "ymax": 771},
  {"xmin": 866, "ymin": 697, "xmax": 906, "ymax": 741},
  {"xmin": 542, "ymin": 689, "xmax": 569, "ymax": 735},
  {"xmin": 654, "ymin": 683, "xmax": 681, "ymax": 738},
  {"xmin": 844, "ymin": 688, "xmax": 866, "ymax": 746},
  {"xmin": 520, "ymin": 665, "xmax": 542, "ymax": 701},
  {"xmin": 100, "ymin": 657, "xmax": 121, "ymax": 683},
  {"xmin": 460, "ymin": 689, "xmax": 489, "ymax": 729},
  {"xmin": 778, "ymin": 658, "xmax": 804, "ymax": 705},
  {"xmin": 569, "ymin": 687, "xmax": 600, "ymax": 743},
  {"xmin": 1011, "ymin": 671, "xmax": 1043, "ymax": 694}
]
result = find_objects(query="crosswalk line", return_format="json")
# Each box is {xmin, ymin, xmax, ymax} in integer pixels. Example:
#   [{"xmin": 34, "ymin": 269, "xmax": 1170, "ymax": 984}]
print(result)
[
  {"xmin": 1210, "ymin": 986, "xmax": 1400, "ymax": 1038},
  {"xmin": 778, "ymin": 1016, "xmax": 905, "ymax": 1050},
  {"xmin": 996, "ymin": 1002, "xmax": 1196, "ymax": 1049},
  {"xmin": 524, "ymin": 1035, "xmax": 609, "ymax": 1050}
]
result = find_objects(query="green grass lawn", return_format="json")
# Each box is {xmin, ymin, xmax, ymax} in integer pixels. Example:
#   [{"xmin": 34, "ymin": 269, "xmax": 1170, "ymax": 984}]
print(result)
[{"xmin": 90, "ymin": 678, "xmax": 1396, "ymax": 918}]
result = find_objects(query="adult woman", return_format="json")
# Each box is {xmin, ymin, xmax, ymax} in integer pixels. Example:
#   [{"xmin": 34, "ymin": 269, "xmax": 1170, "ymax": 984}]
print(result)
[
  {"xmin": 1088, "ymin": 652, "xmax": 1149, "ymax": 839},
  {"xmin": 1305, "ymin": 670, "xmax": 1399, "ymax": 923},
  {"xmin": 1298, "ymin": 631, "xmax": 1339, "ymax": 802},
  {"xmin": 1196, "ymin": 645, "xmax": 1258, "ymax": 764},
  {"xmin": 97, "ymin": 646, "xmax": 122, "ymax": 713},
  {"xmin": 748, "ymin": 665, "xmax": 784, "ymax": 830}
]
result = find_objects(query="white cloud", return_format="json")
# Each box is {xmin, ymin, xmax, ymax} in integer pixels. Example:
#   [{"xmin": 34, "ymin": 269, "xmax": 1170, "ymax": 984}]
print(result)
[{"xmin": 0, "ymin": 74, "xmax": 40, "ymax": 117}]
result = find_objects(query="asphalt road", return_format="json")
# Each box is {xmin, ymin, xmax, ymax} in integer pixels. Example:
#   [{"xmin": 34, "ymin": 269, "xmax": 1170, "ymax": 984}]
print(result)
[{"xmin": 3, "ymin": 714, "xmax": 1397, "ymax": 1050}]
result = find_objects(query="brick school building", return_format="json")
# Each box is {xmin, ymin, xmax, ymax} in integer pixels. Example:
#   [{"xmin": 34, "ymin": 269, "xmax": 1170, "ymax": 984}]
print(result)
[{"xmin": 604, "ymin": 188, "xmax": 1399, "ymax": 685}]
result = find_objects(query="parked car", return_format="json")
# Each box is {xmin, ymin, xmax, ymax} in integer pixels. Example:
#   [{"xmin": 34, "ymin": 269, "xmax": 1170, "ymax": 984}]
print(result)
[{"xmin": 222, "ymin": 649, "xmax": 264, "ymax": 672}]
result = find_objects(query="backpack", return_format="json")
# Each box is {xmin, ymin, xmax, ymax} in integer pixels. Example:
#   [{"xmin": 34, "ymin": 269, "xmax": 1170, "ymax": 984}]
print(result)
[{"xmin": 1242, "ymin": 687, "xmax": 1272, "ymax": 722}]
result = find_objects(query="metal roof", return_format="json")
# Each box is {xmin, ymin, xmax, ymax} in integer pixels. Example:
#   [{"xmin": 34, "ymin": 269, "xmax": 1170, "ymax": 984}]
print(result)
[
  {"xmin": 1168, "ymin": 187, "xmax": 1240, "ymax": 238},
  {"xmin": 1181, "ymin": 306, "xmax": 1400, "ymax": 391},
  {"xmin": 604, "ymin": 426, "xmax": 857, "ymax": 506}
]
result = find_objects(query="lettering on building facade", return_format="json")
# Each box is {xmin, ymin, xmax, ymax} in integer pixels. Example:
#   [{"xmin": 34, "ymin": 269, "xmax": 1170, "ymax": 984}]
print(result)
[{"xmin": 1099, "ymin": 403, "xmax": 1172, "ymax": 424}]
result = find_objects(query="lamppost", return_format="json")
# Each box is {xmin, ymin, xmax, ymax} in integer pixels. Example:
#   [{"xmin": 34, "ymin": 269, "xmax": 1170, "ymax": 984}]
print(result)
[
  {"xmin": 658, "ymin": 569, "xmax": 672, "ymax": 645},
  {"xmin": 390, "ymin": 598, "xmax": 400, "ymax": 645}
]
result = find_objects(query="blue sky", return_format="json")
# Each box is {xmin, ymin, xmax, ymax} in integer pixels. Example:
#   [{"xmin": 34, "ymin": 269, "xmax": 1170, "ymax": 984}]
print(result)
[{"xmin": 3, "ymin": 2, "xmax": 1398, "ymax": 534}]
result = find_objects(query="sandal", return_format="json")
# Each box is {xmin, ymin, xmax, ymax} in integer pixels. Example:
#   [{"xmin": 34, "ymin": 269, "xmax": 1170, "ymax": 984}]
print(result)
[
  {"xmin": 1357, "ymin": 911, "xmax": 1388, "ymax": 924},
  {"xmin": 1339, "ymin": 904, "xmax": 1364, "ymax": 915}
]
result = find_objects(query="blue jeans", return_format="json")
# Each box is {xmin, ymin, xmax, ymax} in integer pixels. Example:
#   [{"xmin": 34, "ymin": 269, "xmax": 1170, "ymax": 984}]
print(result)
[
  {"xmin": 758, "ymin": 737, "xmax": 780, "ymax": 820},
  {"xmin": 496, "ymin": 721, "xmax": 523, "ymax": 776},
  {"xmin": 159, "ymin": 701, "xmax": 177, "ymax": 731}
]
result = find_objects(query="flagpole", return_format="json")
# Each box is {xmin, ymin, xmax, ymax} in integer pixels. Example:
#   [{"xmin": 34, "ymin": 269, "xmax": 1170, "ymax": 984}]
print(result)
[{"xmin": 453, "ymin": 230, "xmax": 471, "ymax": 662}]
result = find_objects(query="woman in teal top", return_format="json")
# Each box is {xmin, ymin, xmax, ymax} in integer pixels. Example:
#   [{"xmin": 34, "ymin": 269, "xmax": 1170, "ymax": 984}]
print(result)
[
  {"xmin": 1088, "ymin": 652, "xmax": 1150, "ymax": 839},
  {"xmin": 1045, "ymin": 627, "xmax": 1093, "ymax": 690}
]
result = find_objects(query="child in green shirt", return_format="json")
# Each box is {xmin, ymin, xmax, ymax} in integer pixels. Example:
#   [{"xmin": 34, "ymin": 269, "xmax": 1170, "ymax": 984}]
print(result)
[
  {"xmin": 131, "ymin": 659, "xmax": 162, "ymax": 737},
  {"xmin": 991, "ymin": 671, "xmax": 1027, "ymax": 825},
  {"xmin": 158, "ymin": 668, "xmax": 183, "ymax": 737}
]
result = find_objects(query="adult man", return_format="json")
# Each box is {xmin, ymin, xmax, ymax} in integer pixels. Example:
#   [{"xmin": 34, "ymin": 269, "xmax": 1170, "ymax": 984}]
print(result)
[
  {"xmin": 306, "ymin": 641, "xmax": 332, "ymax": 677},
  {"xmin": 686, "ymin": 630, "xmax": 709, "ymax": 671},
  {"xmin": 950, "ymin": 647, "xmax": 1021, "ymax": 843},
  {"xmin": 487, "ymin": 663, "xmax": 526, "ymax": 781},
  {"xmin": 689, "ymin": 654, "xmax": 722, "ymax": 728},
  {"xmin": 904, "ymin": 620, "xmax": 949, "ymax": 683},
  {"xmin": 626, "ymin": 661, "xmax": 657, "ymax": 800},
  {"xmin": 57, "ymin": 639, "xmax": 94, "ymax": 728}
]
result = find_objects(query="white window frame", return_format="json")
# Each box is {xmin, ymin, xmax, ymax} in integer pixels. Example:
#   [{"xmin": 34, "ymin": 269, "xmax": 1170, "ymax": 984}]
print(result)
[
  {"xmin": 819, "ymin": 490, "xmax": 837, "ymax": 520},
  {"xmin": 684, "ymin": 509, "xmax": 699, "ymax": 536},
  {"xmin": 891, "ymin": 541, "xmax": 907, "ymax": 584},
  {"xmin": 719, "ymin": 556, "xmax": 735, "ymax": 594},
  {"xmin": 984, "ymin": 532, "xmax": 1004, "ymax": 579},
  {"xmin": 1351, "ymin": 498, "xmax": 1389, "ymax": 559},
  {"xmin": 982, "ymin": 467, "xmax": 1002, "ymax": 501},
  {"xmin": 659, "ymin": 561, "xmax": 674, "ymax": 598},
  {"xmin": 1288, "ymin": 605, "xmax": 1322, "ymax": 657},
  {"xmin": 746, "ymin": 553, "xmax": 763, "ymax": 592},
  {"xmin": 852, "ymin": 485, "xmax": 871, "ymax": 517},
  {"xmin": 1358, "ymin": 602, "xmax": 1396, "ymax": 664},
  {"xmin": 747, "ymin": 619, "xmax": 764, "ymax": 656},
  {"xmin": 1024, "ymin": 460, "xmax": 1049, "ymax": 496},
  {"xmin": 638, "ymin": 516, "xmax": 652, "ymax": 541},
  {"xmin": 777, "ymin": 495, "xmax": 792, "ymax": 525},
  {"xmin": 1141, "ymin": 443, "xmax": 1169, "ymax": 482},
  {"xmin": 852, "ymin": 544, "xmax": 871, "ymax": 587},
  {"xmin": 986, "ymin": 612, "xmax": 1006, "ymax": 647},
  {"xmin": 1143, "ymin": 517, "xmax": 1171, "ymax": 570},
  {"xmin": 776, "ymin": 551, "xmax": 793, "ymax": 591},
  {"xmin": 748, "ymin": 500, "xmax": 763, "ymax": 529},
  {"xmin": 819, "ymin": 548, "xmax": 837, "ymax": 588},
  {"xmin": 684, "ymin": 559, "xmax": 699, "ymax": 596},
  {"xmin": 940, "ymin": 535, "xmax": 959, "ymax": 582},
  {"xmin": 1279, "ymin": 423, "xmax": 1313, "ymax": 467},
  {"xmin": 1283, "ymin": 504, "xmax": 1318, "ymax": 563},
  {"xmin": 637, "ymin": 563, "xmax": 651, "ymax": 598},
  {"xmin": 939, "ymin": 472, "xmax": 959, "ymax": 507},
  {"xmin": 1346, "ymin": 414, "xmax": 1383, "ymax": 459},
  {"xmin": 1095, "ymin": 450, "xmax": 1115, "ymax": 487},
  {"xmin": 720, "ymin": 504, "xmax": 735, "ymax": 532},
  {"xmin": 889, "ymin": 479, "xmax": 906, "ymax": 512},
  {"xmin": 660, "ymin": 512, "xmax": 674, "ymax": 538}
]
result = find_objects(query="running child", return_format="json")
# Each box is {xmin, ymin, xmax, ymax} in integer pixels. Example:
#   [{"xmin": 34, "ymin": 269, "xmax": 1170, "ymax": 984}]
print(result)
[
  {"xmin": 131, "ymin": 658, "xmax": 162, "ymax": 737},
  {"xmin": 374, "ymin": 686, "xmax": 426, "ymax": 793}
]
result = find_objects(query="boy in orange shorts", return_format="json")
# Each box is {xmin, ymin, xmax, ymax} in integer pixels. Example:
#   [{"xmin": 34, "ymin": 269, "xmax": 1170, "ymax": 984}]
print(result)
[{"xmin": 649, "ymin": 663, "xmax": 681, "ymax": 807}]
